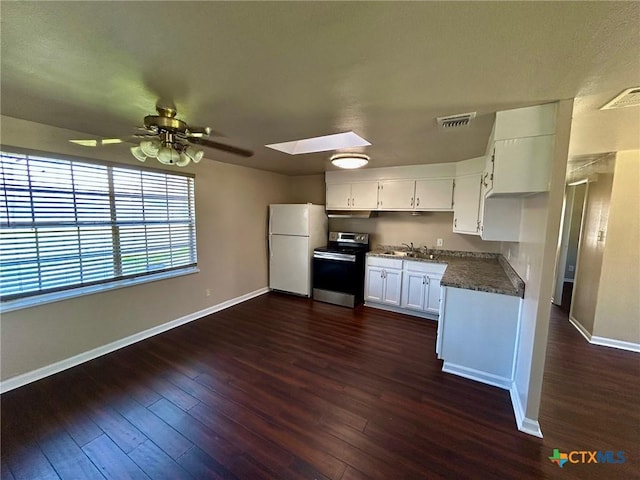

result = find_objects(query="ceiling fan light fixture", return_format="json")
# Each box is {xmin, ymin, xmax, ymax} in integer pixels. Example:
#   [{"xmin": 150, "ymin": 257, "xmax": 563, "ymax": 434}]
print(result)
[
  {"xmin": 330, "ymin": 153, "xmax": 369, "ymax": 169},
  {"xmin": 176, "ymin": 152, "xmax": 191, "ymax": 167},
  {"xmin": 185, "ymin": 146, "xmax": 204, "ymax": 163},
  {"xmin": 130, "ymin": 146, "xmax": 147, "ymax": 162},
  {"xmin": 157, "ymin": 146, "xmax": 180, "ymax": 165},
  {"xmin": 140, "ymin": 138, "xmax": 161, "ymax": 157}
]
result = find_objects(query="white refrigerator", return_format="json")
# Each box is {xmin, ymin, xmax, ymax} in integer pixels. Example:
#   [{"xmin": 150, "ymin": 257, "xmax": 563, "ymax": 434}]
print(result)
[{"xmin": 269, "ymin": 204, "xmax": 328, "ymax": 296}]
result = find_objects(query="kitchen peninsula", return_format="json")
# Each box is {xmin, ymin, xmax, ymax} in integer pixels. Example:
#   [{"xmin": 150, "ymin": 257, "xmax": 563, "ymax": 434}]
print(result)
[{"xmin": 365, "ymin": 247, "xmax": 525, "ymax": 390}]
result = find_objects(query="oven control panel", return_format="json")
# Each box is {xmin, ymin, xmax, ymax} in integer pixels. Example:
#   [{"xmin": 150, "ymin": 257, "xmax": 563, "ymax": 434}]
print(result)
[{"xmin": 329, "ymin": 231, "xmax": 369, "ymax": 245}]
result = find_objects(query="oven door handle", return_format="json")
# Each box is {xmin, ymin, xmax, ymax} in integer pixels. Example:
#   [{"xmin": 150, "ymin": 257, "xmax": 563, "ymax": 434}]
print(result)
[{"xmin": 313, "ymin": 252, "xmax": 357, "ymax": 262}]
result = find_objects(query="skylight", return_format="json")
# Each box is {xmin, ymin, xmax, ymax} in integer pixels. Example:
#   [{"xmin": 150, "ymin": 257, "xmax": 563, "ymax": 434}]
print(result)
[{"xmin": 265, "ymin": 131, "xmax": 371, "ymax": 155}]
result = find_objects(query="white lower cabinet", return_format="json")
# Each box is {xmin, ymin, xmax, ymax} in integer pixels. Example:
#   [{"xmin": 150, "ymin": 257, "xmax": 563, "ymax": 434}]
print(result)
[
  {"xmin": 400, "ymin": 262, "xmax": 446, "ymax": 315},
  {"xmin": 365, "ymin": 256, "xmax": 445, "ymax": 319},
  {"xmin": 365, "ymin": 258, "xmax": 402, "ymax": 306}
]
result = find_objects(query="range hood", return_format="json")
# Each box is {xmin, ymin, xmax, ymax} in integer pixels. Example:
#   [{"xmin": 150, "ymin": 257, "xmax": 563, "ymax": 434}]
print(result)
[{"xmin": 326, "ymin": 210, "xmax": 377, "ymax": 219}]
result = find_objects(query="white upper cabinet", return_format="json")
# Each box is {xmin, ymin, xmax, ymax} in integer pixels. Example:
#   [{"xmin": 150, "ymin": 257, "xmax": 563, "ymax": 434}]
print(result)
[
  {"xmin": 326, "ymin": 182, "xmax": 378, "ymax": 210},
  {"xmin": 378, "ymin": 180, "xmax": 415, "ymax": 210},
  {"xmin": 350, "ymin": 182, "xmax": 379, "ymax": 209},
  {"xmin": 325, "ymin": 183, "xmax": 352, "ymax": 209},
  {"xmin": 377, "ymin": 178, "xmax": 453, "ymax": 211},
  {"xmin": 453, "ymin": 156, "xmax": 521, "ymax": 241},
  {"xmin": 485, "ymin": 103, "xmax": 557, "ymax": 197},
  {"xmin": 326, "ymin": 164, "xmax": 455, "ymax": 213},
  {"xmin": 453, "ymin": 174, "xmax": 482, "ymax": 234},
  {"xmin": 414, "ymin": 179, "xmax": 453, "ymax": 210},
  {"xmin": 487, "ymin": 136, "xmax": 556, "ymax": 196}
]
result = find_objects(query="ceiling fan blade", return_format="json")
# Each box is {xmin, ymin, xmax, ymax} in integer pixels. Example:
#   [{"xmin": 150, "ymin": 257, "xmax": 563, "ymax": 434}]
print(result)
[
  {"xmin": 69, "ymin": 138, "xmax": 130, "ymax": 147},
  {"xmin": 189, "ymin": 137, "xmax": 254, "ymax": 157}
]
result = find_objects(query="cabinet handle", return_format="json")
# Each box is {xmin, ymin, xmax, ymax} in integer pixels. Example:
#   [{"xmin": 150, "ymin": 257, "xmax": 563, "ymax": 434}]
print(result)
[
  {"xmin": 347, "ymin": 198, "xmax": 350, "ymax": 207},
  {"xmin": 422, "ymin": 276, "xmax": 426, "ymax": 285},
  {"xmin": 410, "ymin": 197, "xmax": 414, "ymax": 207},
  {"xmin": 416, "ymin": 197, "xmax": 420, "ymax": 207},
  {"xmin": 482, "ymin": 173, "xmax": 489, "ymax": 188},
  {"xmin": 352, "ymin": 197, "xmax": 355, "ymax": 206},
  {"xmin": 454, "ymin": 218, "xmax": 457, "ymax": 228}
]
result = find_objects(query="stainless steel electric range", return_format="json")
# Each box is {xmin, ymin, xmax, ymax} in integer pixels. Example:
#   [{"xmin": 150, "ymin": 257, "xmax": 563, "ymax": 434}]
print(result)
[{"xmin": 312, "ymin": 232, "xmax": 370, "ymax": 308}]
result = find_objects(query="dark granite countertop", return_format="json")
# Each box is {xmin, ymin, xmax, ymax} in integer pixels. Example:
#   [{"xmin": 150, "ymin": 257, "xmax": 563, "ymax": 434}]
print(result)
[{"xmin": 367, "ymin": 247, "xmax": 525, "ymax": 298}]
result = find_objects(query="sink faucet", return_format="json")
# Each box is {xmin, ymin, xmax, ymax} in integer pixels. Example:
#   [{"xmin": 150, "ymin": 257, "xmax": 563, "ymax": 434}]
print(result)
[{"xmin": 401, "ymin": 242, "xmax": 414, "ymax": 252}]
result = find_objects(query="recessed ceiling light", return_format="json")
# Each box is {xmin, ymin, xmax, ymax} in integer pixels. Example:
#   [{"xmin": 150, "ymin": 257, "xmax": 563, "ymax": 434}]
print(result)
[
  {"xmin": 265, "ymin": 131, "xmax": 371, "ymax": 155},
  {"xmin": 330, "ymin": 153, "xmax": 369, "ymax": 169}
]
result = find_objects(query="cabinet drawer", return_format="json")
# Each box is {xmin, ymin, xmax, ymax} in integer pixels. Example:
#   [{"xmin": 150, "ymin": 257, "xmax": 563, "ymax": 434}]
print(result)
[
  {"xmin": 403, "ymin": 260, "xmax": 447, "ymax": 275},
  {"xmin": 366, "ymin": 256, "xmax": 403, "ymax": 269}
]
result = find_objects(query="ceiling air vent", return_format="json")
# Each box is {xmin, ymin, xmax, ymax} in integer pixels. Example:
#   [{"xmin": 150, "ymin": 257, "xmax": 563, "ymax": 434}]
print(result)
[
  {"xmin": 600, "ymin": 87, "xmax": 640, "ymax": 110},
  {"xmin": 436, "ymin": 112, "xmax": 476, "ymax": 129}
]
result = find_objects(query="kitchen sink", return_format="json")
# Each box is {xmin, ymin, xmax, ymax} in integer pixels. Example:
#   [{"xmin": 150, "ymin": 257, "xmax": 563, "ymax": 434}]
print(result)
[{"xmin": 381, "ymin": 251, "xmax": 439, "ymax": 260}]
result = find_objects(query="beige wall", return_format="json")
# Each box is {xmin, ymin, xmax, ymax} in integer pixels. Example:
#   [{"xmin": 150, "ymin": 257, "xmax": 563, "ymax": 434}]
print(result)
[
  {"xmin": 330, "ymin": 212, "xmax": 501, "ymax": 252},
  {"xmin": 570, "ymin": 168, "xmax": 614, "ymax": 333},
  {"xmin": 593, "ymin": 150, "xmax": 640, "ymax": 343},
  {"xmin": 0, "ymin": 116, "xmax": 291, "ymax": 382},
  {"xmin": 288, "ymin": 174, "xmax": 326, "ymax": 205}
]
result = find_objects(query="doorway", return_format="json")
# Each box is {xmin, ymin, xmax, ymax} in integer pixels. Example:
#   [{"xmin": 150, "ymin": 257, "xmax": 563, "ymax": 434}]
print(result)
[{"xmin": 552, "ymin": 183, "xmax": 586, "ymax": 312}]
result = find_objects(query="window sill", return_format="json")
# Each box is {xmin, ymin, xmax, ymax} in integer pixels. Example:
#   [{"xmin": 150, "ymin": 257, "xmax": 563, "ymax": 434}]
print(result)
[{"xmin": 0, "ymin": 267, "xmax": 200, "ymax": 314}]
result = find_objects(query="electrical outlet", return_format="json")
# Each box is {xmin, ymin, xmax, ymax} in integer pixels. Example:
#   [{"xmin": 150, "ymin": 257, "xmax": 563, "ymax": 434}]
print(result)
[
  {"xmin": 206, "ymin": 288, "xmax": 211, "ymax": 297},
  {"xmin": 436, "ymin": 238, "xmax": 443, "ymax": 247},
  {"xmin": 568, "ymin": 265, "xmax": 574, "ymax": 272}
]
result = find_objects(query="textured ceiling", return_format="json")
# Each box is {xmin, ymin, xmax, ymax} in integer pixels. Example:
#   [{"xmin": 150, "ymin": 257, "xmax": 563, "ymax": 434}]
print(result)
[{"xmin": 1, "ymin": 2, "xmax": 639, "ymax": 175}]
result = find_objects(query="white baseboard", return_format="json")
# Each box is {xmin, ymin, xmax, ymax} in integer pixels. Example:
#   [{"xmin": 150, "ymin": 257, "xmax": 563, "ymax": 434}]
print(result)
[
  {"xmin": 569, "ymin": 315, "xmax": 639, "ymax": 353},
  {"xmin": 509, "ymin": 382, "xmax": 543, "ymax": 438},
  {"xmin": 441, "ymin": 362, "xmax": 511, "ymax": 390},
  {"xmin": 568, "ymin": 315, "xmax": 592, "ymax": 342},
  {"xmin": 0, "ymin": 287, "xmax": 269, "ymax": 394},
  {"xmin": 590, "ymin": 336, "xmax": 640, "ymax": 353}
]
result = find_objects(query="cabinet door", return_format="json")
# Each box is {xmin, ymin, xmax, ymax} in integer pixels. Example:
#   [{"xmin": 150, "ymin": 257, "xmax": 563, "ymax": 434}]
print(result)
[
  {"xmin": 453, "ymin": 174, "xmax": 481, "ymax": 234},
  {"xmin": 365, "ymin": 266, "xmax": 384, "ymax": 302},
  {"xmin": 491, "ymin": 136, "xmax": 555, "ymax": 195},
  {"xmin": 401, "ymin": 271, "xmax": 426, "ymax": 311},
  {"xmin": 425, "ymin": 275, "xmax": 442, "ymax": 313},
  {"xmin": 382, "ymin": 268, "xmax": 402, "ymax": 306},
  {"xmin": 326, "ymin": 183, "xmax": 352, "ymax": 209},
  {"xmin": 378, "ymin": 180, "xmax": 415, "ymax": 210},
  {"xmin": 350, "ymin": 182, "xmax": 379, "ymax": 210},
  {"xmin": 414, "ymin": 179, "xmax": 454, "ymax": 210}
]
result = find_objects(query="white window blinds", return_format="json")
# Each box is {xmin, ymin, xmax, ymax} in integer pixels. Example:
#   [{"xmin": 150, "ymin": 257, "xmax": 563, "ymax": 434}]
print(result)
[{"xmin": 0, "ymin": 150, "xmax": 197, "ymax": 301}]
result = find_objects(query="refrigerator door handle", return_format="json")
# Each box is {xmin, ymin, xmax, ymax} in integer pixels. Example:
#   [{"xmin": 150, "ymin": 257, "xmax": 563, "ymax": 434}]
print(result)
[{"xmin": 269, "ymin": 234, "xmax": 272, "ymax": 258}]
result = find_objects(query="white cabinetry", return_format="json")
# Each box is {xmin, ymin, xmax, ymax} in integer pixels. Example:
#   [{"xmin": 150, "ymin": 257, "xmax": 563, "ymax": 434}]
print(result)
[
  {"xmin": 437, "ymin": 286, "xmax": 521, "ymax": 389},
  {"xmin": 453, "ymin": 156, "xmax": 521, "ymax": 240},
  {"xmin": 485, "ymin": 103, "xmax": 557, "ymax": 197},
  {"xmin": 326, "ymin": 181, "xmax": 378, "ymax": 210},
  {"xmin": 453, "ymin": 174, "xmax": 482, "ymax": 234},
  {"xmin": 485, "ymin": 136, "xmax": 556, "ymax": 197},
  {"xmin": 401, "ymin": 261, "xmax": 446, "ymax": 315},
  {"xmin": 365, "ymin": 257, "xmax": 402, "ymax": 306},
  {"xmin": 378, "ymin": 179, "xmax": 453, "ymax": 211}
]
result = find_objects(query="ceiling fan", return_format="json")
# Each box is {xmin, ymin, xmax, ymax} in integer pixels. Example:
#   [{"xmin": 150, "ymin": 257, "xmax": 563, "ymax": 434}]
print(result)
[{"xmin": 71, "ymin": 103, "xmax": 254, "ymax": 167}]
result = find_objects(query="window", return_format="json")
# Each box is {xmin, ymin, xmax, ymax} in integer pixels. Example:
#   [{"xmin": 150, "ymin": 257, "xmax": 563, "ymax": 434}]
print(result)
[{"xmin": 0, "ymin": 150, "xmax": 197, "ymax": 302}]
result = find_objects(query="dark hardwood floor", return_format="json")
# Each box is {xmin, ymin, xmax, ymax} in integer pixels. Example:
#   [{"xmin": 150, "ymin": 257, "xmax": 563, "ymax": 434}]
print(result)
[{"xmin": 1, "ymin": 293, "xmax": 638, "ymax": 479}]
